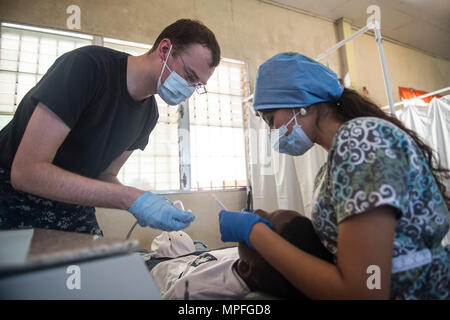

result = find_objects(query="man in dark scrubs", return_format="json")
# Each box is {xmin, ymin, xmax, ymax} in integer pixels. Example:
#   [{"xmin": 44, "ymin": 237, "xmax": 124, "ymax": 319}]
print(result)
[{"xmin": 0, "ymin": 19, "xmax": 221, "ymax": 235}]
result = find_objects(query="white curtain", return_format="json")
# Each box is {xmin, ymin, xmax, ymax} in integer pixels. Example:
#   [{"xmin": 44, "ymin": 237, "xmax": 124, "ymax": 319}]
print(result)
[{"xmin": 397, "ymin": 95, "xmax": 450, "ymax": 246}]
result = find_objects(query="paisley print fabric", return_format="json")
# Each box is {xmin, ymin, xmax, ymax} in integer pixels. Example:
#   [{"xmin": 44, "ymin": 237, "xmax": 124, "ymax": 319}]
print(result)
[{"xmin": 312, "ymin": 117, "xmax": 449, "ymax": 299}]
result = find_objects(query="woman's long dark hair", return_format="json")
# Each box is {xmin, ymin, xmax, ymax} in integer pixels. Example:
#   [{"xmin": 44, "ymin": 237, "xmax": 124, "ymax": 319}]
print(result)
[{"xmin": 328, "ymin": 88, "xmax": 450, "ymax": 208}]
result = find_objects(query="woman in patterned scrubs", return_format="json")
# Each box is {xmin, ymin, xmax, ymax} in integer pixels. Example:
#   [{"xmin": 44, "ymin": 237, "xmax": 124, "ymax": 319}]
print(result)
[{"xmin": 218, "ymin": 52, "xmax": 449, "ymax": 299}]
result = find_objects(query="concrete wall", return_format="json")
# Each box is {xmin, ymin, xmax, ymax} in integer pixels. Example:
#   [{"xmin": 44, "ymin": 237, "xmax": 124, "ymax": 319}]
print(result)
[
  {"xmin": 353, "ymin": 31, "xmax": 450, "ymax": 107},
  {"xmin": 96, "ymin": 190, "xmax": 246, "ymax": 250},
  {"xmin": 0, "ymin": 0, "xmax": 344, "ymax": 92},
  {"xmin": 2, "ymin": 0, "xmax": 449, "ymax": 249},
  {"xmin": 2, "ymin": 0, "xmax": 448, "ymax": 103}
]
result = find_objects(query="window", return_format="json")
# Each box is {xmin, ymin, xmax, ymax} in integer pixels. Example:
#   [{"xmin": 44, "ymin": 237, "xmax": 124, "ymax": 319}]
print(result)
[
  {"xmin": 189, "ymin": 59, "xmax": 247, "ymax": 190},
  {"xmin": 0, "ymin": 23, "xmax": 92, "ymax": 113},
  {"xmin": 0, "ymin": 22, "xmax": 92, "ymax": 127},
  {"xmin": 103, "ymin": 38, "xmax": 182, "ymax": 191},
  {"xmin": 105, "ymin": 38, "xmax": 248, "ymax": 192},
  {"xmin": 0, "ymin": 23, "xmax": 249, "ymax": 192}
]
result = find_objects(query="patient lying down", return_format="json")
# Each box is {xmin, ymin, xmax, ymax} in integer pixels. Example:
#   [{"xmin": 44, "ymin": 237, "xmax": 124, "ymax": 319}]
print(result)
[{"xmin": 150, "ymin": 210, "xmax": 333, "ymax": 300}]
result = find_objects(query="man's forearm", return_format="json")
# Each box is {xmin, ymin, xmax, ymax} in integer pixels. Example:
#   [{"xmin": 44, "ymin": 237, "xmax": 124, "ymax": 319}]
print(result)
[
  {"xmin": 97, "ymin": 173, "xmax": 123, "ymax": 186},
  {"xmin": 11, "ymin": 161, "xmax": 143, "ymax": 210}
]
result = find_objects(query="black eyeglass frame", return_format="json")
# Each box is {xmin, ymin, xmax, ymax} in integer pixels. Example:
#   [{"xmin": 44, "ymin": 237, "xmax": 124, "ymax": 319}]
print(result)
[{"xmin": 178, "ymin": 55, "xmax": 208, "ymax": 95}]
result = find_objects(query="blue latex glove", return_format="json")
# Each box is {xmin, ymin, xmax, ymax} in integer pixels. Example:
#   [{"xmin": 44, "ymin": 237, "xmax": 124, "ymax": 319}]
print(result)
[
  {"xmin": 128, "ymin": 191, "xmax": 195, "ymax": 231},
  {"xmin": 219, "ymin": 210, "xmax": 273, "ymax": 248}
]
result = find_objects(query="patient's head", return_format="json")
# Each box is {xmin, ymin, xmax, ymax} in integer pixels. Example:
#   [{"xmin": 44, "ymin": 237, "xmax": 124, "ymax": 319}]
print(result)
[{"xmin": 236, "ymin": 210, "xmax": 333, "ymax": 299}]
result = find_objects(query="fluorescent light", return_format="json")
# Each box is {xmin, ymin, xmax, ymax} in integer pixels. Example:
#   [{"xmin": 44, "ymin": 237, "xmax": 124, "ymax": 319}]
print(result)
[
  {"xmin": 1, "ymin": 22, "xmax": 93, "ymax": 40},
  {"xmin": 221, "ymin": 57, "xmax": 245, "ymax": 64},
  {"xmin": 103, "ymin": 37, "xmax": 152, "ymax": 49}
]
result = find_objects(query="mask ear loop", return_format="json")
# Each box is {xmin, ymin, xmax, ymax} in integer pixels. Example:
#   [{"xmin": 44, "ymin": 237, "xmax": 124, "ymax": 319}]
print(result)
[
  {"xmin": 277, "ymin": 109, "xmax": 301, "ymax": 133},
  {"xmin": 163, "ymin": 44, "xmax": 173, "ymax": 65},
  {"xmin": 280, "ymin": 109, "xmax": 301, "ymax": 136},
  {"xmin": 291, "ymin": 109, "xmax": 301, "ymax": 127},
  {"xmin": 158, "ymin": 45, "xmax": 173, "ymax": 84}
]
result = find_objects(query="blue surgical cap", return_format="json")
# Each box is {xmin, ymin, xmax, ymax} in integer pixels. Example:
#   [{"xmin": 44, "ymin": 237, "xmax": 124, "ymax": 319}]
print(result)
[{"xmin": 253, "ymin": 52, "xmax": 344, "ymax": 111}]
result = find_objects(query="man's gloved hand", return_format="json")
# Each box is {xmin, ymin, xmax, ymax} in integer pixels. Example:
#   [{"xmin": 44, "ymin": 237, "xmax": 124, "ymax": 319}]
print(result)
[
  {"xmin": 219, "ymin": 210, "xmax": 273, "ymax": 248},
  {"xmin": 128, "ymin": 191, "xmax": 195, "ymax": 231}
]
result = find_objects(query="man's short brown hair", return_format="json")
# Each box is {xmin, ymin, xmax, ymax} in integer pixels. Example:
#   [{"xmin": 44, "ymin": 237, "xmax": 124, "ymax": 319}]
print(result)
[{"xmin": 150, "ymin": 19, "xmax": 221, "ymax": 67}]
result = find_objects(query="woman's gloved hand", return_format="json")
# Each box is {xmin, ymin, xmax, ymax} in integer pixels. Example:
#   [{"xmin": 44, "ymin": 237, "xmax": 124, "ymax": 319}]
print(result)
[
  {"xmin": 128, "ymin": 191, "xmax": 195, "ymax": 231},
  {"xmin": 219, "ymin": 210, "xmax": 273, "ymax": 248}
]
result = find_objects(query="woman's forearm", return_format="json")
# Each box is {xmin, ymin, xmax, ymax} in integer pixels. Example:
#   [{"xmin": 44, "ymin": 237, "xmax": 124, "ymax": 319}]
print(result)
[
  {"xmin": 250, "ymin": 222, "xmax": 387, "ymax": 300},
  {"xmin": 250, "ymin": 206, "xmax": 395, "ymax": 300},
  {"xmin": 250, "ymin": 222, "xmax": 348, "ymax": 299}
]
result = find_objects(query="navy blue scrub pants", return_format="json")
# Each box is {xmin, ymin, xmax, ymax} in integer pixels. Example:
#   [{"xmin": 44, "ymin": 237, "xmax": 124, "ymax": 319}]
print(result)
[{"xmin": 0, "ymin": 167, "xmax": 102, "ymax": 235}]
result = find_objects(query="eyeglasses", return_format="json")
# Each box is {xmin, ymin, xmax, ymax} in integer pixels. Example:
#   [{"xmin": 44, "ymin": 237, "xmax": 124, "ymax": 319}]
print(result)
[
  {"xmin": 256, "ymin": 111, "xmax": 274, "ymax": 128},
  {"xmin": 194, "ymin": 83, "xmax": 207, "ymax": 95},
  {"xmin": 179, "ymin": 55, "xmax": 207, "ymax": 95}
]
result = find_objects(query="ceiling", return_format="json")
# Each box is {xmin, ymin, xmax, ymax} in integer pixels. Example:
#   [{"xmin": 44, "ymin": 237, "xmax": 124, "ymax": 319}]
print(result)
[{"xmin": 269, "ymin": 0, "xmax": 450, "ymax": 60}]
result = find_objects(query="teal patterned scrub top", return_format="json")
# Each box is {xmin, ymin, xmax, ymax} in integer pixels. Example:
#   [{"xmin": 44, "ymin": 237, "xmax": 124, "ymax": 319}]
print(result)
[{"xmin": 311, "ymin": 117, "xmax": 449, "ymax": 299}]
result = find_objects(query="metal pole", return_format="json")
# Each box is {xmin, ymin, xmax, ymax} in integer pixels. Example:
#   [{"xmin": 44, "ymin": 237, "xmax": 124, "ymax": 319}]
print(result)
[
  {"xmin": 179, "ymin": 100, "xmax": 191, "ymax": 191},
  {"xmin": 381, "ymin": 86, "xmax": 450, "ymax": 110},
  {"xmin": 241, "ymin": 61, "xmax": 253, "ymax": 194},
  {"xmin": 315, "ymin": 25, "xmax": 370, "ymax": 61},
  {"xmin": 243, "ymin": 93, "xmax": 254, "ymax": 103},
  {"xmin": 373, "ymin": 21, "xmax": 395, "ymax": 115}
]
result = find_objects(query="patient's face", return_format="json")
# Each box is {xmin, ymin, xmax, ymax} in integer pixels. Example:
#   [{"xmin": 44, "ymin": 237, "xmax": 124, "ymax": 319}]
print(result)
[{"xmin": 237, "ymin": 209, "xmax": 302, "ymax": 262}]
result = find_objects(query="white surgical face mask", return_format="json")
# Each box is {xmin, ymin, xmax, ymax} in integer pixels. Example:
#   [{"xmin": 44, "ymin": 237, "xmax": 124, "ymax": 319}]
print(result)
[
  {"xmin": 269, "ymin": 109, "xmax": 314, "ymax": 156},
  {"xmin": 157, "ymin": 45, "xmax": 195, "ymax": 105}
]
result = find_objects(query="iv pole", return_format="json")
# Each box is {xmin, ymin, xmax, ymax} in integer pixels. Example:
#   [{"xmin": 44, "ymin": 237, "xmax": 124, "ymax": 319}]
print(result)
[{"xmin": 315, "ymin": 19, "xmax": 396, "ymax": 115}]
